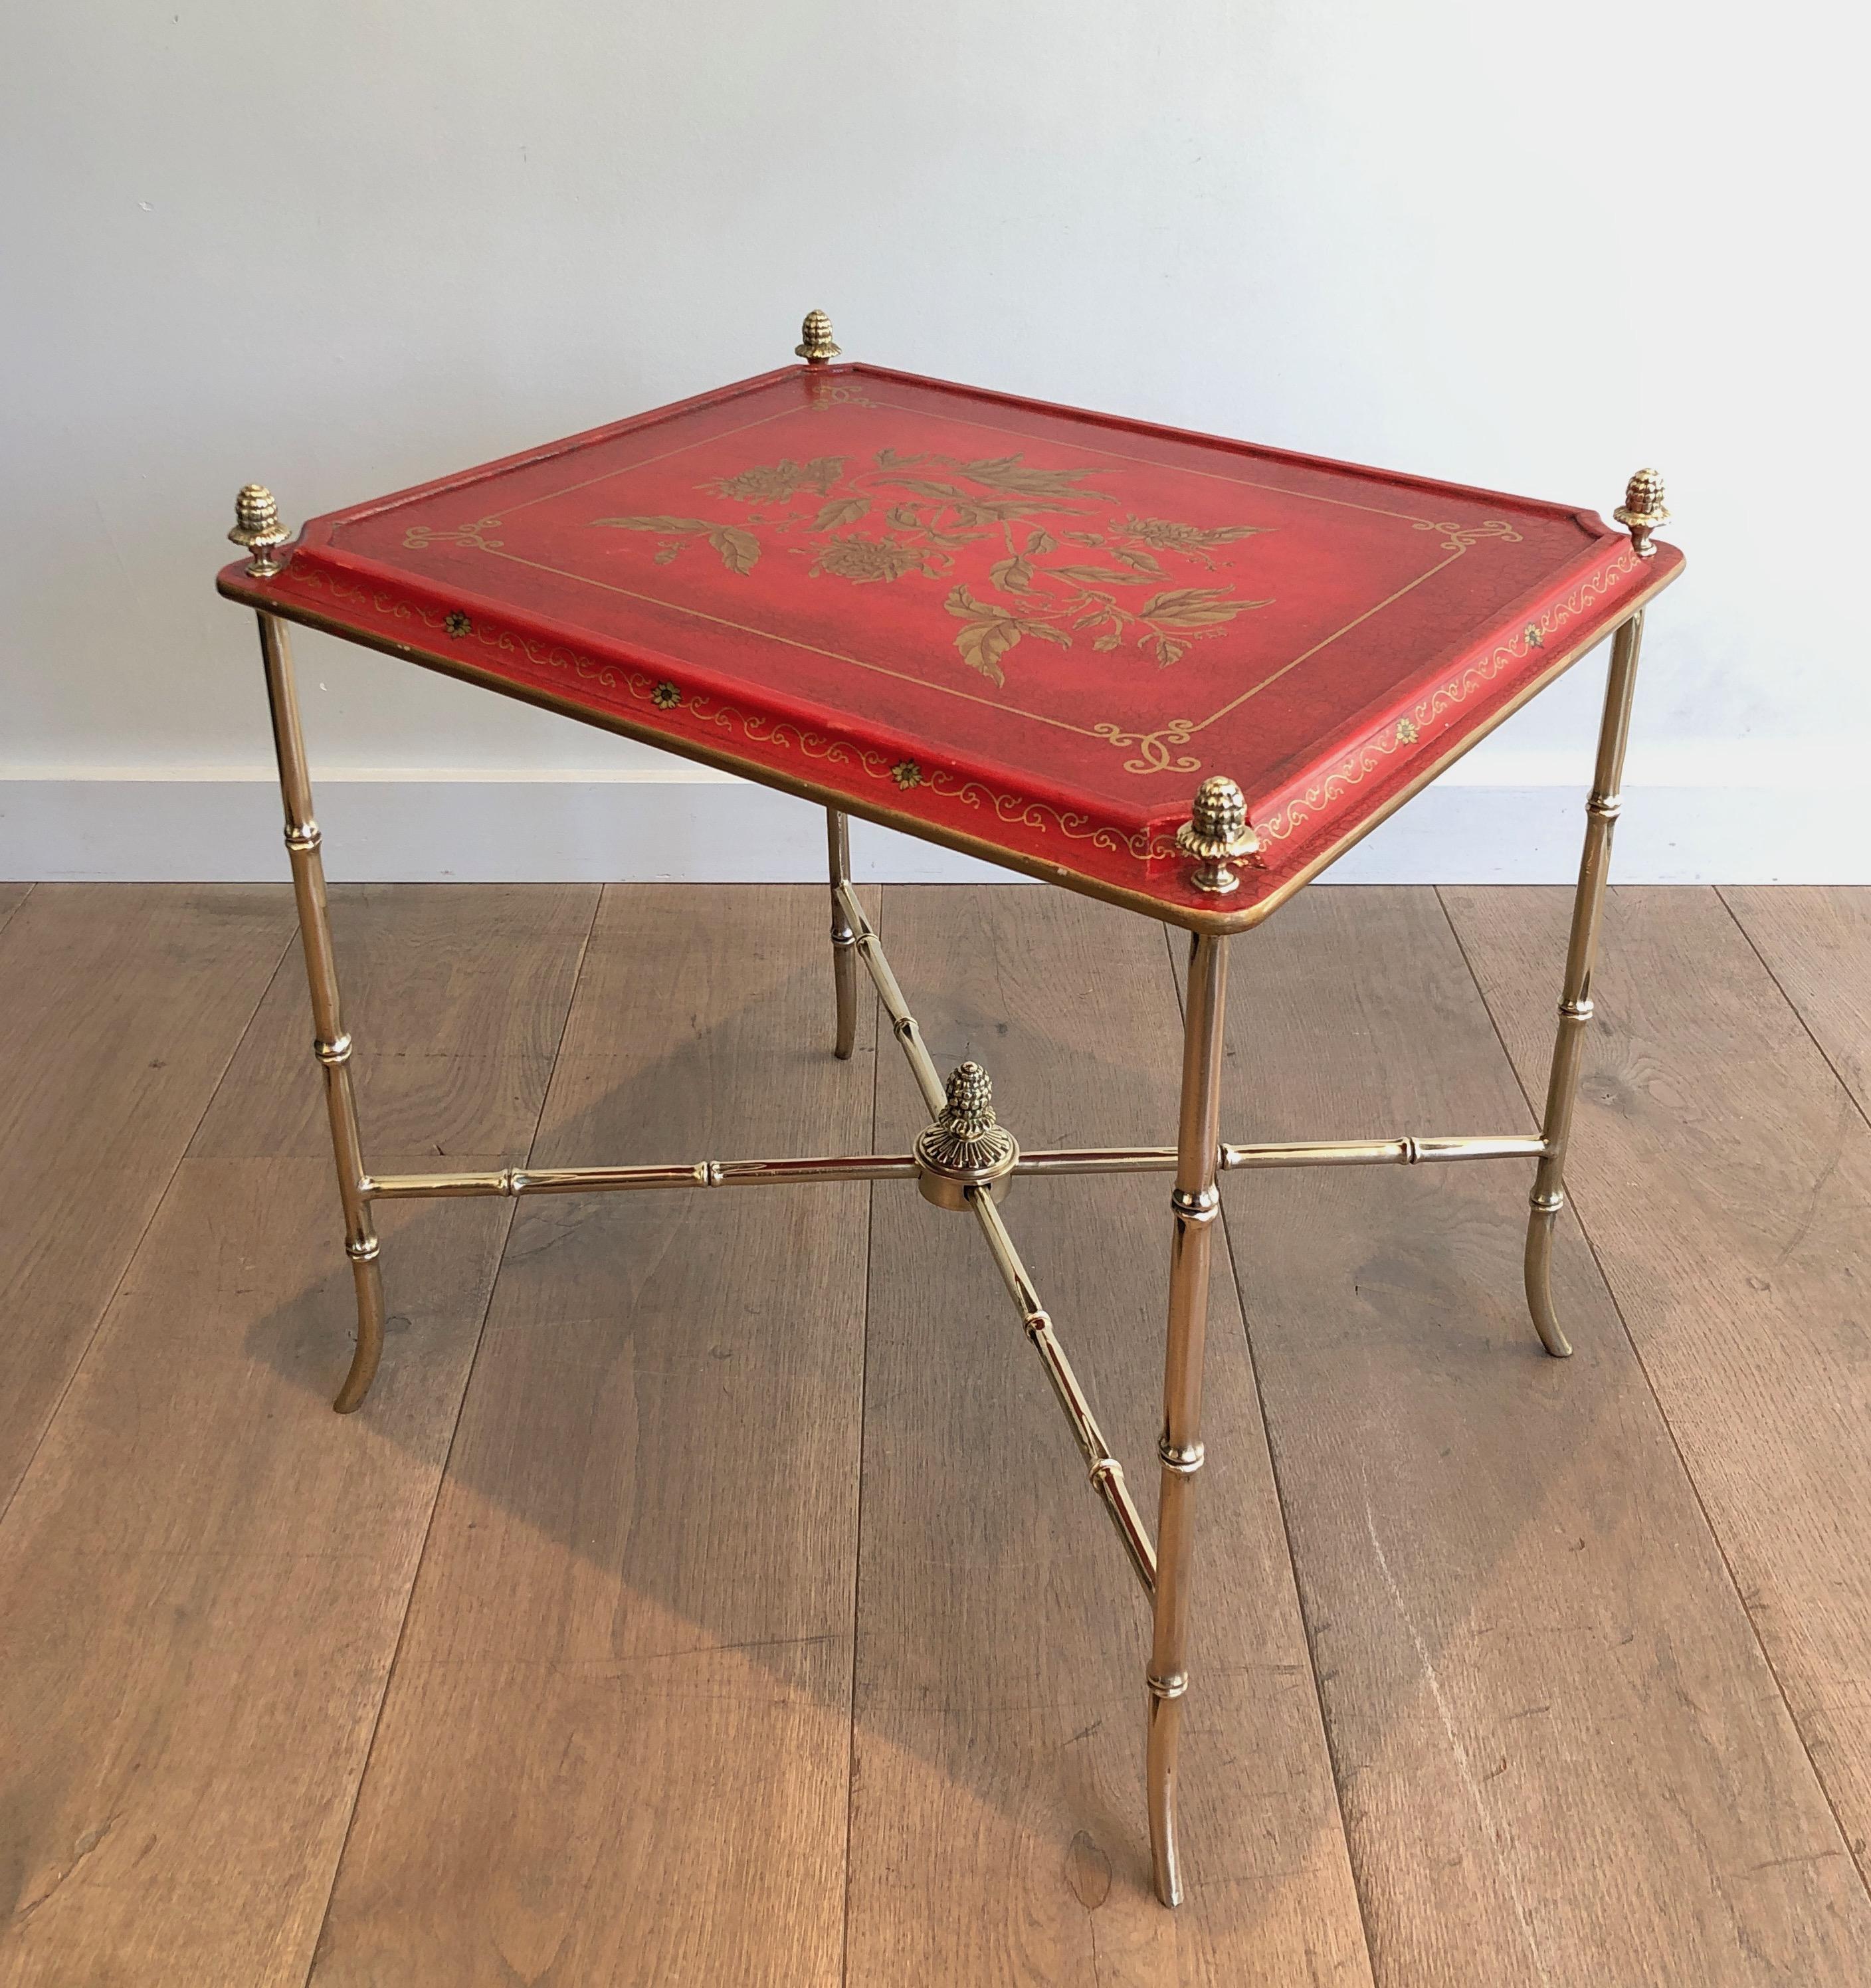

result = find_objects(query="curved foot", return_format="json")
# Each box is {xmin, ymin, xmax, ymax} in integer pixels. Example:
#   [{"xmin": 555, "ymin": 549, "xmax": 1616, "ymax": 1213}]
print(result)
[
  {"xmin": 332, "ymin": 1246, "xmax": 386, "ymax": 1413},
  {"xmin": 1523, "ymin": 1197, "xmax": 1575, "ymax": 1359},
  {"xmin": 1146, "ymin": 1683, "xmax": 1185, "ymax": 1907}
]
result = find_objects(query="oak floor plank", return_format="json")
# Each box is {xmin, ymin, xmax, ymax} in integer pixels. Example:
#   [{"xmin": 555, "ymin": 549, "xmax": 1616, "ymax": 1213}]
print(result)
[
  {"xmin": 0, "ymin": 883, "xmax": 31, "ymax": 936},
  {"xmin": 1227, "ymin": 887, "xmax": 1870, "ymax": 1983},
  {"xmin": 194, "ymin": 883, "xmax": 599, "ymax": 1162},
  {"xmin": 1721, "ymin": 886, "xmax": 1871, "ymax": 1122},
  {"xmin": 1446, "ymin": 882, "xmax": 1871, "ymax": 1900},
  {"xmin": 0, "ymin": 882, "xmax": 596, "ymax": 1986},
  {"xmin": 307, "ymin": 886, "xmax": 878, "ymax": 1987},
  {"xmin": 844, "ymin": 888, "xmax": 1373, "ymax": 1986},
  {"xmin": 12, "ymin": 881, "xmax": 1869, "ymax": 1981},
  {"xmin": 0, "ymin": 1157, "xmax": 514, "ymax": 1987},
  {"xmin": 0, "ymin": 884, "xmax": 295, "ymax": 1510}
]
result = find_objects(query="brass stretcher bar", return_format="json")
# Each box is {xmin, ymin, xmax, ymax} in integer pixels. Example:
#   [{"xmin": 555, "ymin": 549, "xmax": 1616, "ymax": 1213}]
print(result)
[
  {"xmin": 362, "ymin": 1133, "xmax": 1549, "ymax": 1201},
  {"xmin": 225, "ymin": 323, "xmax": 1668, "ymax": 1906},
  {"xmin": 350, "ymin": 831, "xmax": 1563, "ymax": 1791}
]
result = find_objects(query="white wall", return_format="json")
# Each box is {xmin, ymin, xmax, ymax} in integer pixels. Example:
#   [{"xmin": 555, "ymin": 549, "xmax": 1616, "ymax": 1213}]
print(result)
[{"xmin": 4, "ymin": 3, "xmax": 1865, "ymax": 882}]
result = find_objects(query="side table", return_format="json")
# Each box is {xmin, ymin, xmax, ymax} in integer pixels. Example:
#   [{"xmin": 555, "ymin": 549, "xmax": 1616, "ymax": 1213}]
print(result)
[{"xmin": 217, "ymin": 312, "xmax": 1682, "ymax": 1906}]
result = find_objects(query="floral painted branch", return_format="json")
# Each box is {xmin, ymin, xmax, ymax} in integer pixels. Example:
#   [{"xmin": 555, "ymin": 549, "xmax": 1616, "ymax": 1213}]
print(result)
[{"xmin": 590, "ymin": 446, "xmax": 1275, "ymax": 689}]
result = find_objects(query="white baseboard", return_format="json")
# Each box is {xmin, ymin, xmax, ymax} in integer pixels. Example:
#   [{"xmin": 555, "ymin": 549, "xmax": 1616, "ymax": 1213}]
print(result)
[{"xmin": 1, "ymin": 764, "xmax": 1864, "ymax": 885}]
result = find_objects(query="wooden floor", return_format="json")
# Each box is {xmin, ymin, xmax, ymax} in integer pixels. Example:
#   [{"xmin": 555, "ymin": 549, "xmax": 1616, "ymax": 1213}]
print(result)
[{"xmin": 3, "ymin": 880, "xmax": 1869, "ymax": 1986}]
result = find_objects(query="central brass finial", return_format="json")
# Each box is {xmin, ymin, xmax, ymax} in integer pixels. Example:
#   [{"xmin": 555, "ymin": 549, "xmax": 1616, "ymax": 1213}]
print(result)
[
  {"xmin": 916, "ymin": 1059, "xmax": 1019, "ymax": 1209},
  {"xmin": 796, "ymin": 309, "xmax": 840, "ymax": 365},
  {"xmin": 1614, "ymin": 468, "xmax": 1668, "ymax": 559},
  {"xmin": 1175, "ymin": 775, "xmax": 1259, "ymax": 894},
  {"xmin": 941, "ymin": 1062, "xmax": 995, "ymax": 1140},
  {"xmin": 229, "ymin": 483, "xmax": 290, "ymax": 577}
]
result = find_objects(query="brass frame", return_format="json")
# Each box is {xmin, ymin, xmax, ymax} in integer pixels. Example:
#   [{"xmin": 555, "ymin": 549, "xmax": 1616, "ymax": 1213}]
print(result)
[{"xmin": 229, "ymin": 342, "xmax": 1665, "ymax": 1906}]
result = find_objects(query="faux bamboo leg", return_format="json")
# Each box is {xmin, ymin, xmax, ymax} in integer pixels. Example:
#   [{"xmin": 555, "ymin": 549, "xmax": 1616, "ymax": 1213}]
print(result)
[
  {"xmin": 255, "ymin": 610, "xmax": 386, "ymax": 1413},
  {"xmin": 827, "ymin": 809, "xmax": 858, "ymax": 1060},
  {"xmin": 1147, "ymin": 931, "xmax": 1229, "ymax": 1908},
  {"xmin": 1524, "ymin": 609, "xmax": 1646, "ymax": 1358}
]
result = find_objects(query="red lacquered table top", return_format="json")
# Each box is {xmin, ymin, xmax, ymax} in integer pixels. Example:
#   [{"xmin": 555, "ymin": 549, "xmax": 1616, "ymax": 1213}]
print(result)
[{"xmin": 219, "ymin": 361, "xmax": 1682, "ymax": 930}]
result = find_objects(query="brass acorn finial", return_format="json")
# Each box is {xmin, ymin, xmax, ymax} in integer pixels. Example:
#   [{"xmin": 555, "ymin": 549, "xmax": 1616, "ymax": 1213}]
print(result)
[
  {"xmin": 944, "ymin": 1060, "xmax": 994, "ymax": 1132},
  {"xmin": 914, "ymin": 1059, "xmax": 1019, "ymax": 1209},
  {"xmin": 229, "ymin": 483, "xmax": 290, "ymax": 576},
  {"xmin": 1614, "ymin": 468, "xmax": 1668, "ymax": 559},
  {"xmin": 796, "ymin": 310, "xmax": 840, "ymax": 365},
  {"xmin": 1175, "ymin": 775, "xmax": 1260, "ymax": 894}
]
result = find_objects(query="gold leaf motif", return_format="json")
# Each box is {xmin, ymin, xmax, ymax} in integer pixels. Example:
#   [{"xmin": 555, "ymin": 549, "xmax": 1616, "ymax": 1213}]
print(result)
[
  {"xmin": 813, "ymin": 496, "xmax": 870, "ymax": 531},
  {"xmin": 593, "ymin": 513, "xmax": 763, "ymax": 576},
  {"xmin": 1122, "ymin": 516, "xmax": 1264, "ymax": 549},
  {"xmin": 963, "ymin": 459, "xmax": 1102, "ymax": 500},
  {"xmin": 709, "ymin": 526, "xmax": 761, "ymax": 575},
  {"xmin": 989, "ymin": 555, "xmax": 1036, "ymax": 594},
  {"xmin": 1137, "ymin": 587, "xmax": 1266, "ymax": 629},
  {"xmin": 955, "ymin": 619, "xmax": 1023, "ymax": 686},
  {"xmin": 1052, "ymin": 564, "xmax": 1155, "ymax": 587},
  {"xmin": 884, "ymin": 476, "xmax": 977, "ymax": 502},
  {"xmin": 1025, "ymin": 528, "xmax": 1056, "ymax": 554}
]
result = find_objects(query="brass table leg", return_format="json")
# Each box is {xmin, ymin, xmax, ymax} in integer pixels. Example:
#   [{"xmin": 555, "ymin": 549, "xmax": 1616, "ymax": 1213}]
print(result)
[
  {"xmin": 827, "ymin": 809, "xmax": 858, "ymax": 1060},
  {"xmin": 1147, "ymin": 930, "xmax": 1229, "ymax": 1906},
  {"xmin": 236, "ymin": 487, "xmax": 386, "ymax": 1414},
  {"xmin": 1523, "ymin": 597, "xmax": 1648, "ymax": 1359}
]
